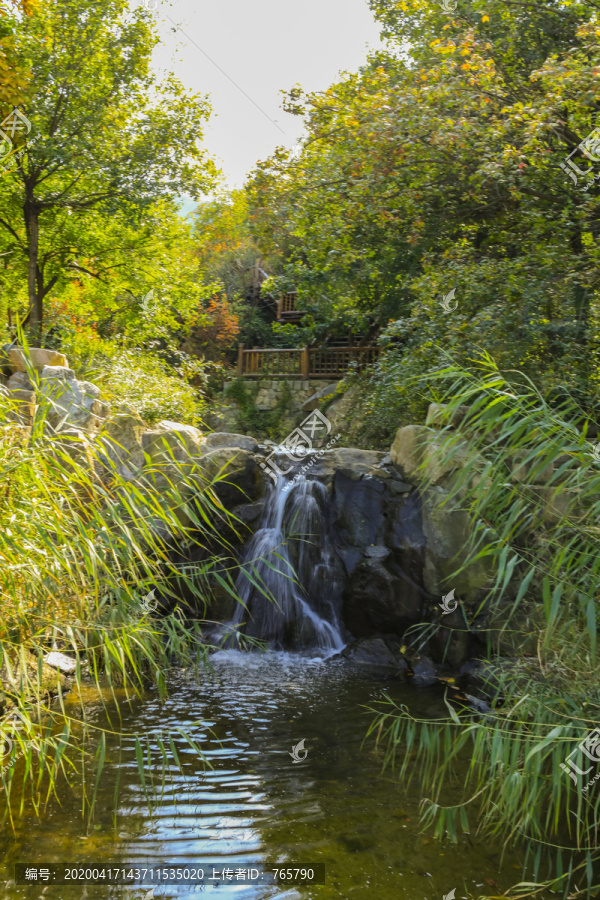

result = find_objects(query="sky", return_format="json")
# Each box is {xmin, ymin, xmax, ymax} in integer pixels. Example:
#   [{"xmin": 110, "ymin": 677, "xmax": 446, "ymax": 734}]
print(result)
[{"xmin": 149, "ymin": 0, "xmax": 382, "ymax": 200}]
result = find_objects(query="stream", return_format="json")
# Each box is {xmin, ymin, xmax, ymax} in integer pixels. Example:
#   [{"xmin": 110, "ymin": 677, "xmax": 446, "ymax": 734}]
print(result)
[
  {"xmin": 1, "ymin": 651, "xmax": 530, "ymax": 900},
  {"xmin": 0, "ymin": 474, "xmax": 540, "ymax": 898}
]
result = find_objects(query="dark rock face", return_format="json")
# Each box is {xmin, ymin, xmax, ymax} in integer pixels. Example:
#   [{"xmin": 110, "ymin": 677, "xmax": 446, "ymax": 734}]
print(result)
[
  {"xmin": 330, "ymin": 470, "xmax": 428, "ymax": 637},
  {"xmin": 409, "ymin": 656, "xmax": 437, "ymax": 687},
  {"xmin": 342, "ymin": 558, "xmax": 422, "ymax": 637},
  {"xmin": 341, "ymin": 638, "xmax": 409, "ymax": 676}
]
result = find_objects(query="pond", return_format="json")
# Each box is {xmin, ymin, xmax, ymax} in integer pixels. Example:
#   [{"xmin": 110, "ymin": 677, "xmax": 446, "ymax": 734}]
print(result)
[{"xmin": 0, "ymin": 649, "xmax": 535, "ymax": 899}]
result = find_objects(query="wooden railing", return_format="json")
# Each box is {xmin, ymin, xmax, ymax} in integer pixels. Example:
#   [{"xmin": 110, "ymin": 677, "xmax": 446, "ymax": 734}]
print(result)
[
  {"xmin": 276, "ymin": 291, "xmax": 302, "ymax": 322},
  {"xmin": 237, "ymin": 345, "xmax": 379, "ymax": 378},
  {"xmin": 309, "ymin": 346, "xmax": 379, "ymax": 378}
]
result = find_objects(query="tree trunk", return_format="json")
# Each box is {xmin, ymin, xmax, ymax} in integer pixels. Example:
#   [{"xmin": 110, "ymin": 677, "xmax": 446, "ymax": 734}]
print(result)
[{"xmin": 25, "ymin": 200, "xmax": 42, "ymax": 341}]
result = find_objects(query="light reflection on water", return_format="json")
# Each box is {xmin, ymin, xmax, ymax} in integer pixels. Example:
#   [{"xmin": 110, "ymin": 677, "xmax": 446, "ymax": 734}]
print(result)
[{"xmin": 0, "ymin": 651, "xmax": 531, "ymax": 899}]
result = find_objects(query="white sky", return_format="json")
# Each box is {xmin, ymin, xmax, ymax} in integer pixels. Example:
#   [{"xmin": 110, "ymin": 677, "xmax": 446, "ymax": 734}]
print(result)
[{"xmin": 150, "ymin": 0, "xmax": 382, "ymax": 196}]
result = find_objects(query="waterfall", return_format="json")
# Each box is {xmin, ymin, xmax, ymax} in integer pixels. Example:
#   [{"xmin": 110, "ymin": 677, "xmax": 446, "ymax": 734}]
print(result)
[{"xmin": 229, "ymin": 474, "xmax": 346, "ymax": 652}]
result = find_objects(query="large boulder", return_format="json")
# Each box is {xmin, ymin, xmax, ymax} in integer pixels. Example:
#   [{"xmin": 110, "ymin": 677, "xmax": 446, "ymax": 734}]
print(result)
[
  {"xmin": 342, "ymin": 557, "xmax": 422, "ymax": 636},
  {"xmin": 342, "ymin": 637, "xmax": 409, "ymax": 676},
  {"xmin": 199, "ymin": 432, "xmax": 258, "ymax": 453},
  {"xmin": 323, "ymin": 384, "xmax": 362, "ymax": 434},
  {"xmin": 421, "ymin": 485, "xmax": 493, "ymax": 600},
  {"xmin": 198, "ymin": 447, "xmax": 263, "ymax": 506},
  {"xmin": 391, "ymin": 424, "xmax": 470, "ymax": 485},
  {"xmin": 333, "ymin": 471, "xmax": 387, "ymax": 548},
  {"xmin": 37, "ymin": 367, "xmax": 109, "ymax": 432},
  {"xmin": 302, "ymin": 381, "xmax": 341, "ymax": 412},
  {"xmin": 0, "ymin": 387, "xmax": 35, "ymax": 426},
  {"xmin": 142, "ymin": 420, "xmax": 204, "ymax": 466},
  {"xmin": 99, "ymin": 411, "xmax": 146, "ymax": 481},
  {"xmin": 8, "ymin": 347, "xmax": 68, "ymax": 373}
]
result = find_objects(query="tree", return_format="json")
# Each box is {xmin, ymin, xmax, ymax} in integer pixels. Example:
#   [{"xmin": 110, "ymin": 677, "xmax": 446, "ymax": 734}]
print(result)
[
  {"xmin": 0, "ymin": 0, "xmax": 218, "ymax": 339},
  {"xmin": 0, "ymin": 0, "xmax": 33, "ymax": 111},
  {"xmin": 244, "ymin": 0, "xmax": 600, "ymax": 438}
]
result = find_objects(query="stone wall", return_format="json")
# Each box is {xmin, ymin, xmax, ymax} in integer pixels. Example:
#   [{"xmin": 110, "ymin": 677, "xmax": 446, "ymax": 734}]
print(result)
[{"xmin": 224, "ymin": 379, "xmax": 324, "ymax": 412}]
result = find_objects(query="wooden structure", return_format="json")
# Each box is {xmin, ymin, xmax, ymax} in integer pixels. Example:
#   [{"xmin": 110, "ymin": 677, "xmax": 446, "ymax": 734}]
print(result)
[
  {"xmin": 276, "ymin": 291, "xmax": 303, "ymax": 323},
  {"xmin": 236, "ymin": 344, "xmax": 379, "ymax": 378}
]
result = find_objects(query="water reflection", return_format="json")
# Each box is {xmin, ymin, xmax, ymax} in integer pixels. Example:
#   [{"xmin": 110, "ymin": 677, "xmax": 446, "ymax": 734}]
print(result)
[{"xmin": 1, "ymin": 652, "xmax": 533, "ymax": 899}]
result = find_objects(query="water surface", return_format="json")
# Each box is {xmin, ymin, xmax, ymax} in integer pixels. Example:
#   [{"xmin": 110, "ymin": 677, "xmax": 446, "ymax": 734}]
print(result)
[{"xmin": 0, "ymin": 652, "xmax": 532, "ymax": 899}]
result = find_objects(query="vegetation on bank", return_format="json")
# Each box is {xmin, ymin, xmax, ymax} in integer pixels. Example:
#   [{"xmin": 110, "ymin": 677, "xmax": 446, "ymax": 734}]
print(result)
[
  {"xmin": 371, "ymin": 357, "xmax": 600, "ymax": 897},
  {"xmin": 1, "ymin": 0, "xmax": 600, "ymax": 894},
  {"xmin": 0, "ymin": 387, "xmax": 243, "ymax": 826}
]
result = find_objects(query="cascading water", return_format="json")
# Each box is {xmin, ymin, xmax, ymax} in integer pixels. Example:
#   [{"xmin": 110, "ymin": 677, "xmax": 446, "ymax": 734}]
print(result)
[{"xmin": 229, "ymin": 474, "xmax": 347, "ymax": 653}]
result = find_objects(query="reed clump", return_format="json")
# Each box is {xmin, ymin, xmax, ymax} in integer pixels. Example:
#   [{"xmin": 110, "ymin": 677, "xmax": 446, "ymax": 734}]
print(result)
[
  {"xmin": 370, "ymin": 354, "xmax": 600, "ymax": 898},
  {"xmin": 0, "ymin": 388, "xmax": 241, "ymax": 825}
]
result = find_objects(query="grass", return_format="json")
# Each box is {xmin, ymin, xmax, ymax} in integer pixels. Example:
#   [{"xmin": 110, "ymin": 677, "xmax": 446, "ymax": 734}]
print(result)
[
  {"xmin": 0, "ymin": 377, "xmax": 249, "ymax": 828},
  {"xmin": 368, "ymin": 352, "xmax": 600, "ymax": 898}
]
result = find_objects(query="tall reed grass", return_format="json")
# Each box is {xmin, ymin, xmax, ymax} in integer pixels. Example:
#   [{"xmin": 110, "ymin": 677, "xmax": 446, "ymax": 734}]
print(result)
[
  {"xmin": 0, "ymin": 374, "xmax": 245, "ymax": 827},
  {"xmin": 369, "ymin": 353, "xmax": 600, "ymax": 898}
]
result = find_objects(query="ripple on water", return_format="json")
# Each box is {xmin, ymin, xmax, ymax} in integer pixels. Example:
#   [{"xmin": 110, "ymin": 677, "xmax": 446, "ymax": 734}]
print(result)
[{"xmin": 0, "ymin": 651, "xmax": 544, "ymax": 899}]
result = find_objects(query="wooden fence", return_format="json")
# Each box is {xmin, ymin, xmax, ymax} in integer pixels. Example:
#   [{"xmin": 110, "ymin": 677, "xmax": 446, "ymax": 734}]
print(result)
[{"xmin": 236, "ymin": 345, "xmax": 379, "ymax": 378}]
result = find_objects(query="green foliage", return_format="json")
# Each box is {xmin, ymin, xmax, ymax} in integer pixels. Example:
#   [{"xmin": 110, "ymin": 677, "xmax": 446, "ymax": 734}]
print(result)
[
  {"xmin": 370, "ymin": 355, "xmax": 600, "ymax": 897},
  {"xmin": 245, "ymin": 0, "xmax": 600, "ymax": 413},
  {"xmin": 97, "ymin": 348, "xmax": 209, "ymax": 426},
  {"xmin": 0, "ymin": 394, "xmax": 246, "ymax": 825},
  {"xmin": 0, "ymin": 0, "xmax": 218, "ymax": 333},
  {"xmin": 224, "ymin": 377, "xmax": 294, "ymax": 437}
]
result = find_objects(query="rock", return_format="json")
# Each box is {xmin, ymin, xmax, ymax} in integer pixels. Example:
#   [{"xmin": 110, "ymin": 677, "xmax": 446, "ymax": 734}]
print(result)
[
  {"xmin": 325, "ymin": 385, "xmax": 362, "ymax": 434},
  {"xmin": 390, "ymin": 424, "xmax": 470, "ymax": 485},
  {"xmin": 199, "ymin": 447, "xmax": 263, "ymax": 506},
  {"xmin": 425, "ymin": 403, "xmax": 469, "ymax": 428},
  {"xmin": 389, "ymin": 479, "xmax": 413, "ymax": 494},
  {"xmin": 342, "ymin": 558, "xmax": 421, "ymax": 636},
  {"xmin": 44, "ymin": 651, "xmax": 78, "ymax": 674},
  {"xmin": 8, "ymin": 347, "xmax": 68, "ymax": 373},
  {"xmin": 38, "ymin": 368, "xmax": 108, "ymax": 432},
  {"xmin": 7, "ymin": 371, "xmax": 33, "ymax": 391},
  {"xmin": 409, "ymin": 655, "xmax": 437, "ymax": 687},
  {"xmin": 511, "ymin": 450, "xmax": 555, "ymax": 484},
  {"xmin": 1, "ymin": 653, "xmax": 68, "ymax": 698},
  {"xmin": 47, "ymin": 429, "xmax": 100, "ymax": 498},
  {"xmin": 302, "ymin": 381, "xmax": 341, "ymax": 412},
  {"xmin": 334, "ymin": 472, "xmax": 387, "ymax": 547},
  {"xmin": 421, "ymin": 486, "xmax": 493, "ymax": 600},
  {"xmin": 199, "ymin": 432, "xmax": 258, "ymax": 453},
  {"xmin": 99, "ymin": 411, "xmax": 146, "ymax": 481},
  {"xmin": 236, "ymin": 501, "xmax": 265, "ymax": 523},
  {"xmin": 142, "ymin": 420, "xmax": 204, "ymax": 466},
  {"xmin": 330, "ymin": 448, "xmax": 388, "ymax": 481},
  {"xmin": 364, "ymin": 544, "xmax": 390, "ymax": 560},
  {"xmin": 3, "ymin": 388, "xmax": 35, "ymax": 426},
  {"xmin": 342, "ymin": 638, "xmax": 409, "ymax": 675}
]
